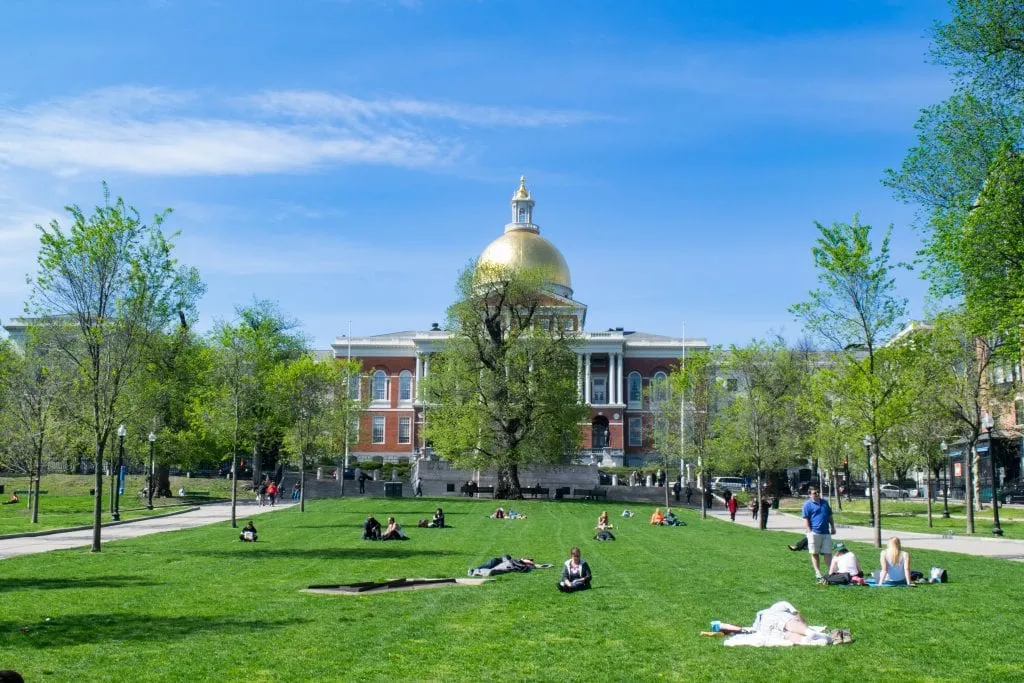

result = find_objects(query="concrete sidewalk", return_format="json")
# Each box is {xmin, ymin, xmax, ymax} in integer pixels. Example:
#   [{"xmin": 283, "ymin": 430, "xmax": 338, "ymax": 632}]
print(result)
[
  {"xmin": 703, "ymin": 505, "xmax": 1024, "ymax": 561},
  {"xmin": 0, "ymin": 501, "xmax": 296, "ymax": 561}
]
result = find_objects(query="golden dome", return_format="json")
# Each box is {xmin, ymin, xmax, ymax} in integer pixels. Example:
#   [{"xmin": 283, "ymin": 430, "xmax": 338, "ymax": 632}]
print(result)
[{"xmin": 478, "ymin": 229, "xmax": 572, "ymax": 295}]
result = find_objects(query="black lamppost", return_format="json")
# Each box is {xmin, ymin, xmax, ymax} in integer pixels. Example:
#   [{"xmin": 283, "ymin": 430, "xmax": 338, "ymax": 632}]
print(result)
[
  {"xmin": 113, "ymin": 423, "xmax": 126, "ymax": 521},
  {"xmin": 863, "ymin": 436, "xmax": 874, "ymax": 522},
  {"xmin": 982, "ymin": 413, "xmax": 1002, "ymax": 536},
  {"xmin": 843, "ymin": 457, "xmax": 851, "ymax": 501},
  {"xmin": 147, "ymin": 431, "xmax": 156, "ymax": 510},
  {"xmin": 940, "ymin": 440, "xmax": 950, "ymax": 519}
]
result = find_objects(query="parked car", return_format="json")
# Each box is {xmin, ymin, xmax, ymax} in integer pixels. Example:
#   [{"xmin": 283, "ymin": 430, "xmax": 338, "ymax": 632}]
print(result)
[
  {"xmin": 1001, "ymin": 485, "xmax": 1024, "ymax": 504},
  {"xmin": 865, "ymin": 484, "xmax": 910, "ymax": 499},
  {"xmin": 712, "ymin": 477, "xmax": 746, "ymax": 493}
]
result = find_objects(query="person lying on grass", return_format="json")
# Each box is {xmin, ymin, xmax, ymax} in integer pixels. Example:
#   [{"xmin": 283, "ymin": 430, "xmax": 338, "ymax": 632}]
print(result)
[
  {"xmin": 491, "ymin": 507, "xmax": 506, "ymax": 519},
  {"xmin": 468, "ymin": 555, "xmax": 538, "ymax": 577},
  {"xmin": 381, "ymin": 516, "xmax": 409, "ymax": 541},
  {"xmin": 717, "ymin": 601, "xmax": 852, "ymax": 646},
  {"xmin": 557, "ymin": 546, "xmax": 592, "ymax": 593}
]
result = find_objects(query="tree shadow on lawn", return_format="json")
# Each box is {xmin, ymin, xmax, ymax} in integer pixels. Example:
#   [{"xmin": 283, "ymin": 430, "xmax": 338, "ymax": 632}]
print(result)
[
  {"xmin": 185, "ymin": 547, "xmax": 465, "ymax": 560},
  {"xmin": 0, "ymin": 576, "xmax": 160, "ymax": 593},
  {"xmin": 0, "ymin": 613, "xmax": 309, "ymax": 649}
]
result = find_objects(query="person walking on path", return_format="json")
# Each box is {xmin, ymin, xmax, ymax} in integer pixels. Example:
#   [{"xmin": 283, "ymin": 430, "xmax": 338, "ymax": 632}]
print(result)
[
  {"xmin": 673, "ymin": 479, "xmax": 681, "ymax": 502},
  {"xmin": 684, "ymin": 483, "xmax": 692, "ymax": 504},
  {"xmin": 267, "ymin": 481, "xmax": 278, "ymax": 507},
  {"xmin": 414, "ymin": 477, "xmax": 423, "ymax": 497},
  {"xmin": 759, "ymin": 496, "xmax": 771, "ymax": 530},
  {"xmin": 801, "ymin": 485, "xmax": 836, "ymax": 584},
  {"xmin": 727, "ymin": 494, "xmax": 738, "ymax": 521},
  {"xmin": 358, "ymin": 471, "xmax": 367, "ymax": 494}
]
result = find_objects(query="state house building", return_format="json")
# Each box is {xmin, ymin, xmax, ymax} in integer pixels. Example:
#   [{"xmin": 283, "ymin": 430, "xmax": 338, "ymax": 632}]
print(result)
[{"xmin": 336, "ymin": 178, "xmax": 707, "ymax": 467}]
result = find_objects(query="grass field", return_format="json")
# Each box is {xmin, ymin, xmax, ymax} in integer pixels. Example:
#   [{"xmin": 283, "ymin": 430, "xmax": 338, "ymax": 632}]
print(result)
[
  {"xmin": 779, "ymin": 498, "xmax": 1024, "ymax": 539},
  {"xmin": 1, "ymin": 497, "xmax": 1022, "ymax": 682},
  {"xmin": 0, "ymin": 475, "xmax": 241, "ymax": 534}
]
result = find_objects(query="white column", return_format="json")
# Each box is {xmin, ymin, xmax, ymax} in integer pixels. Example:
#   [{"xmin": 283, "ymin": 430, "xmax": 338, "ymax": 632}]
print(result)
[
  {"xmin": 602, "ymin": 356, "xmax": 610, "ymax": 403},
  {"xmin": 616, "ymin": 351, "xmax": 624, "ymax": 406},
  {"xmin": 414, "ymin": 353, "xmax": 423, "ymax": 399},
  {"xmin": 424, "ymin": 354, "xmax": 431, "ymax": 379},
  {"xmin": 577, "ymin": 353, "xmax": 583, "ymax": 401},
  {"xmin": 584, "ymin": 353, "xmax": 592, "ymax": 405}
]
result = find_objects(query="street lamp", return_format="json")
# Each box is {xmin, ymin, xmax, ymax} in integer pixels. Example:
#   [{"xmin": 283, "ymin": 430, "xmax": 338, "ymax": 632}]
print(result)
[
  {"xmin": 113, "ymin": 424, "xmax": 126, "ymax": 521},
  {"xmin": 147, "ymin": 432, "xmax": 156, "ymax": 510},
  {"xmin": 940, "ymin": 440, "xmax": 950, "ymax": 518},
  {"xmin": 982, "ymin": 413, "xmax": 1002, "ymax": 536}
]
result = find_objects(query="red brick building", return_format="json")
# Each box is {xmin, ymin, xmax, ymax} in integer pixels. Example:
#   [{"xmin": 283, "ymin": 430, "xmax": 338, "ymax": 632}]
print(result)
[{"xmin": 334, "ymin": 178, "xmax": 706, "ymax": 466}]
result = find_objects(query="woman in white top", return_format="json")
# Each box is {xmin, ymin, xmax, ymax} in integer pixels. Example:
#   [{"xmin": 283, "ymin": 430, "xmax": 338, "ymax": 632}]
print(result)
[
  {"xmin": 827, "ymin": 542, "xmax": 862, "ymax": 578},
  {"xmin": 878, "ymin": 536, "xmax": 911, "ymax": 585}
]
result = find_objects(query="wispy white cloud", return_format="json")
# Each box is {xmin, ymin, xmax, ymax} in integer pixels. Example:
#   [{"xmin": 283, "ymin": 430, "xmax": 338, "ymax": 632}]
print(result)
[{"xmin": 0, "ymin": 86, "xmax": 603, "ymax": 178}]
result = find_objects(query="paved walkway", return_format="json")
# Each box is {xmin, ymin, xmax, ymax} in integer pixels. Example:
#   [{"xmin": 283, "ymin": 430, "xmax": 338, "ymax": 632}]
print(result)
[
  {"xmin": 703, "ymin": 505, "xmax": 1024, "ymax": 561},
  {"xmin": 0, "ymin": 501, "xmax": 295, "ymax": 560}
]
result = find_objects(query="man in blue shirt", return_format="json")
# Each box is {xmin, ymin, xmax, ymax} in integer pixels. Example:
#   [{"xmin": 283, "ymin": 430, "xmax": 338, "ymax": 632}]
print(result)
[{"xmin": 801, "ymin": 486, "xmax": 836, "ymax": 583}]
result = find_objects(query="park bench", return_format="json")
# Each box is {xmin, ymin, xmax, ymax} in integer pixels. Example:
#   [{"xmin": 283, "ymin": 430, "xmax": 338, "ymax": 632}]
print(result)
[
  {"xmin": 573, "ymin": 488, "xmax": 606, "ymax": 501},
  {"xmin": 475, "ymin": 486, "xmax": 495, "ymax": 498},
  {"xmin": 553, "ymin": 486, "xmax": 571, "ymax": 500},
  {"xmin": 521, "ymin": 486, "xmax": 549, "ymax": 498},
  {"xmin": 13, "ymin": 490, "xmax": 48, "ymax": 495}
]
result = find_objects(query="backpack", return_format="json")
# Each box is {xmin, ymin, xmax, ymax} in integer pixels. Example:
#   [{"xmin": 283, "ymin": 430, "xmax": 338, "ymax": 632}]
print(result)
[
  {"xmin": 825, "ymin": 572, "xmax": 851, "ymax": 585},
  {"xmin": 929, "ymin": 567, "xmax": 949, "ymax": 583}
]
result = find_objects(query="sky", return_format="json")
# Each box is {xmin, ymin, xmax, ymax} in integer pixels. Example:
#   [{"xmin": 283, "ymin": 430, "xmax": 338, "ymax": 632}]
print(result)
[{"xmin": 0, "ymin": 0, "xmax": 953, "ymax": 349}]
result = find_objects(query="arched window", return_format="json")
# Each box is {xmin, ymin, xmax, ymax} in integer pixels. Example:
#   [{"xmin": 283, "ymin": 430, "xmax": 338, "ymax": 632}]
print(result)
[
  {"xmin": 652, "ymin": 371, "xmax": 668, "ymax": 404},
  {"xmin": 372, "ymin": 370, "xmax": 388, "ymax": 401},
  {"xmin": 627, "ymin": 372, "xmax": 642, "ymax": 406},
  {"xmin": 398, "ymin": 370, "xmax": 413, "ymax": 401}
]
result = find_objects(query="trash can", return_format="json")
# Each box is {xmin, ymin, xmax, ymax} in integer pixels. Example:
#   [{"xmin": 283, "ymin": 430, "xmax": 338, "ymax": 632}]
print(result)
[{"xmin": 384, "ymin": 482, "xmax": 403, "ymax": 498}]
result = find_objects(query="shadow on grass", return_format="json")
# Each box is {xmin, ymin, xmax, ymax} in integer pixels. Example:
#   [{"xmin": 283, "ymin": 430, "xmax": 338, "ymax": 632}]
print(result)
[
  {"xmin": 0, "ymin": 576, "xmax": 160, "ymax": 593},
  {"xmin": 1, "ymin": 613, "xmax": 309, "ymax": 649},
  {"xmin": 185, "ymin": 547, "xmax": 464, "ymax": 560}
]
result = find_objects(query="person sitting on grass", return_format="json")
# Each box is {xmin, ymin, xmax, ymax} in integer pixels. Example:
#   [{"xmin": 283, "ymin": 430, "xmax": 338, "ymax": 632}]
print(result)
[
  {"xmin": 239, "ymin": 520, "xmax": 258, "ymax": 542},
  {"xmin": 557, "ymin": 546, "xmax": 592, "ymax": 593},
  {"xmin": 431, "ymin": 508, "xmax": 445, "ymax": 528},
  {"xmin": 362, "ymin": 514, "xmax": 382, "ymax": 540},
  {"xmin": 827, "ymin": 542, "xmax": 863, "ymax": 582},
  {"xmin": 597, "ymin": 511, "xmax": 613, "ymax": 530},
  {"xmin": 650, "ymin": 508, "xmax": 665, "ymax": 525},
  {"xmin": 381, "ymin": 516, "xmax": 409, "ymax": 541},
  {"xmin": 878, "ymin": 537, "xmax": 912, "ymax": 586},
  {"xmin": 663, "ymin": 508, "xmax": 685, "ymax": 526},
  {"xmin": 3, "ymin": 493, "xmax": 18, "ymax": 505}
]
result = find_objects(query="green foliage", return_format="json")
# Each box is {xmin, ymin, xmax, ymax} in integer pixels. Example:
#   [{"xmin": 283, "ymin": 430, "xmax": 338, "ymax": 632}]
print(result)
[
  {"xmin": 426, "ymin": 264, "xmax": 587, "ymax": 497},
  {"xmin": 659, "ymin": 348, "xmax": 723, "ymax": 485},
  {"xmin": 26, "ymin": 185, "xmax": 203, "ymax": 550}
]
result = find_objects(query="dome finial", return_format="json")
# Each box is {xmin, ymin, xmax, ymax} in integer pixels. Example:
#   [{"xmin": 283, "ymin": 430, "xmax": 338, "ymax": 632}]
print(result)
[{"xmin": 514, "ymin": 175, "xmax": 530, "ymax": 200}]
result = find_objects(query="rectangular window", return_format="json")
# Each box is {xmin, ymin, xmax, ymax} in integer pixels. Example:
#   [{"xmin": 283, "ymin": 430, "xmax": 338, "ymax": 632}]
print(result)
[
  {"xmin": 592, "ymin": 378, "xmax": 607, "ymax": 404},
  {"xmin": 398, "ymin": 417, "xmax": 411, "ymax": 444},
  {"xmin": 399, "ymin": 372, "xmax": 412, "ymax": 401},
  {"xmin": 562, "ymin": 318, "xmax": 575, "ymax": 332},
  {"xmin": 372, "ymin": 416, "xmax": 385, "ymax": 444},
  {"xmin": 348, "ymin": 374, "xmax": 360, "ymax": 400},
  {"xmin": 628, "ymin": 417, "xmax": 643, "ymax": 447},
  {"xmin": 539, "ymin": 319, "xmax": 550, "ymax": 331}
]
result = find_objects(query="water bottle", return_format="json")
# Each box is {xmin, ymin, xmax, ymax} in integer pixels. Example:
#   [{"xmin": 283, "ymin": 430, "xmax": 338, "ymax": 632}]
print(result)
[{"xmin": 711, "ymin": 620, "xmax": 721, "ymax": 633}]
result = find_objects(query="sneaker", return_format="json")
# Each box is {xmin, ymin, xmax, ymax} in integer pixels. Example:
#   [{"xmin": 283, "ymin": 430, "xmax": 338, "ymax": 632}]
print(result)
[{"xmin": 816, "ymin": 576, "xmax": 827, "ymax": 585}]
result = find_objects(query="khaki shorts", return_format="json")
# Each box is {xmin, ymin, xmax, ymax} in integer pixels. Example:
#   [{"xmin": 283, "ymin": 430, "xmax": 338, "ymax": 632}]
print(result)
[{"xmin": 807, "ymin": 533, "xmax": 833, "ymax": 555}]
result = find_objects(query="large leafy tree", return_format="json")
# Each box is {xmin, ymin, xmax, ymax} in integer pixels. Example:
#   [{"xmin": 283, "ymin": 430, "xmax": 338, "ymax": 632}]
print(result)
[
  {"xmin": 425, "ymin": 264, "xmax": 587, "ymax": 499},
  {"xmin": 790, "ymin": 216, "xmax": 910, "ymax": 547},
  {"xmin": 27, "ymin": 186, "xmax": 202, "ymax": 552}
]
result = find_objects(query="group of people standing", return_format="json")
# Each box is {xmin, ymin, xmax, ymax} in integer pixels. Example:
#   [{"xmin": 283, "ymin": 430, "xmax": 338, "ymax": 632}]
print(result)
[{"xmin": 256, "ymin": 479, "xmax": 279, "ymax": 507}]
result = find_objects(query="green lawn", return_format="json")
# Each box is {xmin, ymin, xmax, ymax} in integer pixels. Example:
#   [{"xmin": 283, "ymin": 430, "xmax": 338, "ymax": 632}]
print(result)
[
  {"xmin": 779, "ymin": 498, "xmax": 1024, "ymax": 539},
  {"xmin": 0, "ymin": 475, "xmax": 242, "ymax": 534},
  {"xmin": 1, "ymin": 497, "xmax": 1021, "ymax": 682}
]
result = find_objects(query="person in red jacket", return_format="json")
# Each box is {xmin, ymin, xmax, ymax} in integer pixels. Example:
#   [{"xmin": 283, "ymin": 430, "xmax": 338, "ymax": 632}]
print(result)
[
  {"xmin": 267, "ymin": 481, "xmax": 278, "ymax": 507},
  {"xmin": 727, "ymin": 494, "xmax": 739, "ymax": 522}
]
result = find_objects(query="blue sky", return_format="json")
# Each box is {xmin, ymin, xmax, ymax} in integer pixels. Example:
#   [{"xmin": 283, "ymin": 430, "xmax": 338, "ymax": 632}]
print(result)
[{"xmin": 0, "ymin": 0, "xmax": 952, "ymax": 349}]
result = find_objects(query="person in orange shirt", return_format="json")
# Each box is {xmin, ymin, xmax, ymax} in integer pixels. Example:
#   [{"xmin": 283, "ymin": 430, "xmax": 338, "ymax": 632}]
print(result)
[
  {"xmin": 267, "ymin": 481, "xmax": 278, "ymax": 507},
  {"xmin": 650, "ymin": 507, "xmax": 665, "ymax": 525}
]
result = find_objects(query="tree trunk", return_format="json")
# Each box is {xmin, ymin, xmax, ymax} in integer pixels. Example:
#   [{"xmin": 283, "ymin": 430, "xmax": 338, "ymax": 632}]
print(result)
[
  {"xmin": 31, "ymin": 441, "xmax": 43, "ymax": 524},
  {"xmin": 91, "ymin": 446, "xmax": 103, "ymax": 552},
  {"xmin": 496, "ymin": 464, "xmax": 522, "ymax": 499},
  {"xmin": 926, "ymin": 467, "xmax": 933, "ymax": 528},
  {"xmin": 972, "ymin": 450, "xmax": 982, "ymax": 512},
  {"xmin": 299, "ymin": 450, "xmax": 306, "ymax": 512},
  {"xmin": 871, "ymin": 443, "xmax": 882, "ymax": 548},
  {"xmin": 965, "ymin": 443, "xmax": 975, "ymax": 533},
  {"xmin": 866, "ymin": 446, "xmax": 875, "ymax": 532}
]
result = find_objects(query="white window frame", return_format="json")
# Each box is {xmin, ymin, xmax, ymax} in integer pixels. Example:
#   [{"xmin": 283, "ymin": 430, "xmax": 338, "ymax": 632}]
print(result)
[
  {"xmin": 371, "ymin": 415, "xmax": 385, "ymax": 444},
  {"xmin": 398, "ymin": 416, "xmax": 411, "ymax": 444},
  {"xmin": 627, "ymin": 372, "xmax": 642, "ymax": 408},
  {"xmin": 347, "ymin": 373, "xmax": 361, "ymax": 400},
  {"xmin": 592, "ymin": 377, "xmax": 607, "ymax": 405},
  {"xmin": 398, "ymin": 370, "xmax": 413, "ymax": 402},
  {"xmin": 372, "ymin": 370, "xmax": 388, "ymax": 402},
  {"xmin": 628, "ymin": 417, "xmax": 643, "ymax": 447}
]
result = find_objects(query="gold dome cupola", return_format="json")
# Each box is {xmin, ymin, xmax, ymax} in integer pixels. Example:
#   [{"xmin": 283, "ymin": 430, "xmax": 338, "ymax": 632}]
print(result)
[{"xmin": 477, "ymin": 176, "xmax": 573, "ymax": 298}]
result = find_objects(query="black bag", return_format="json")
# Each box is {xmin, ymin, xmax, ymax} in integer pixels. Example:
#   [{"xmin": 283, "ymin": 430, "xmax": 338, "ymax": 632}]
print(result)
[
  {"xmin": 929, "ymin": 567, "xmax": 948, "ymax": 583},
  {"xmin": 594, "ymin": 530, "xmax": 616, "ymax": 541},
  {"xmin": 825, "ymin": 572, "xmax": 851, "ymax": 585}
]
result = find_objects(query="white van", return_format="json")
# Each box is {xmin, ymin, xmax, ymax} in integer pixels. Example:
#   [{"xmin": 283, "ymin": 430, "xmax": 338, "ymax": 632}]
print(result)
[{"xmin": 712, "ymin": 477, "xmax": 746, "ymax": 493}]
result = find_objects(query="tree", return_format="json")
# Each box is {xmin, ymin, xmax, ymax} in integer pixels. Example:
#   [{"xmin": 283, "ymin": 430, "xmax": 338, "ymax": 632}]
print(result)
[
  {"xmin": 27, "ymin": 185, "xmax": 202, "ymax": 552},
  {"xmin": 271, "ymin": 355, "xmax": 338, "ymax": 513},
  {"xmin": 790, "ymin": 216, "xmax": 910, "ymax": 547},
  {"xmin": 326, "ymin": 358, "xmax": 367, "ymax": 497},
  {"xmin": 425, "ymin": 264, "xmax": 587, "ymax": 499},
  {"xmin": 659, "ymin": 348, "xmax": 724, "ymax": 518},
  {"xmin": 718, "ymin": 338, "xmax": 803, "ymax": 524}
]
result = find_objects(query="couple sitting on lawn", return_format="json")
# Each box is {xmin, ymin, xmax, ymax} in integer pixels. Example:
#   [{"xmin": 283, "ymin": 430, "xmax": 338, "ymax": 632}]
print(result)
[
  {"xmin": 650, "ymin": 507, "xmax": 684, "ymax": 526},
  {"xmin": 362, "ymin": 514, "xmax": 409, "ymax": 541}
]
